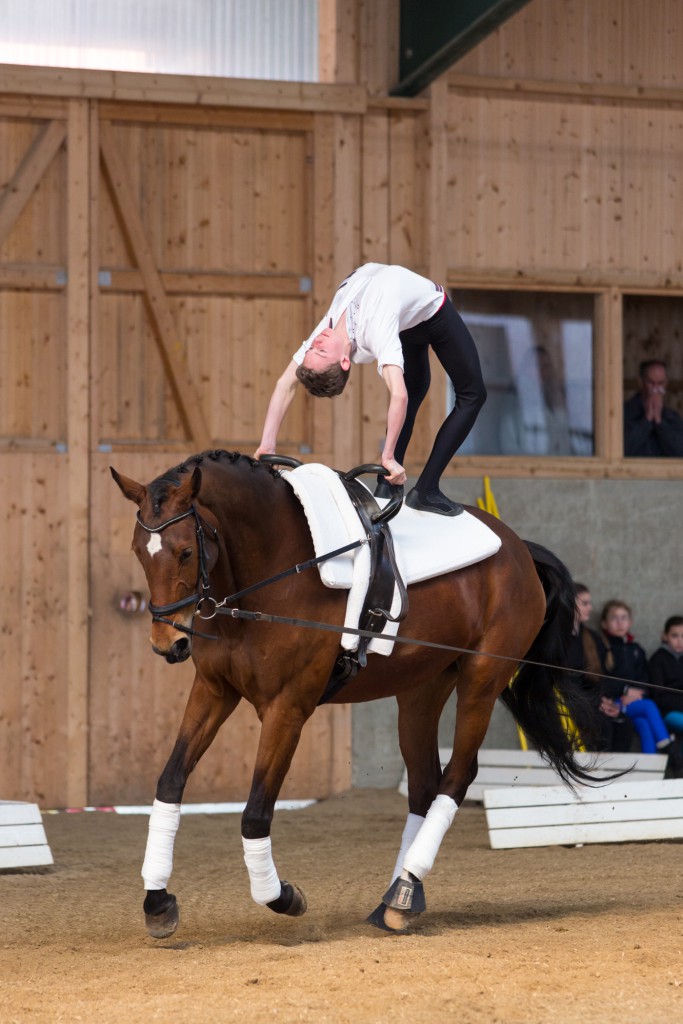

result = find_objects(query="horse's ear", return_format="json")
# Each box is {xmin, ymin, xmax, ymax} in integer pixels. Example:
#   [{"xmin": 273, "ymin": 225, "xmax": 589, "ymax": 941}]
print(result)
[
  {"xmin": 110, "ymin": 466, "xmax": 146, "ymax": 506},
  {"xmin": 168, "ymin": 465, "xmax": 202, "ymax": 510}
]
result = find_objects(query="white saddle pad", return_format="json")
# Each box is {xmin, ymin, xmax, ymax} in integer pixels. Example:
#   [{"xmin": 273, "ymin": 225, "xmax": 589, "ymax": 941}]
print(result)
[{"xmin": 283, "ymin": 464, "xmax": 501, "ymax": 657}]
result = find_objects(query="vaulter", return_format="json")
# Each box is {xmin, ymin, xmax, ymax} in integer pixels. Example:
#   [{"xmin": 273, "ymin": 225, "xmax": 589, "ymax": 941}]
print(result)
[{"xmin": 255, "ymin": 263, "xmax": 487, "ymax": 516}]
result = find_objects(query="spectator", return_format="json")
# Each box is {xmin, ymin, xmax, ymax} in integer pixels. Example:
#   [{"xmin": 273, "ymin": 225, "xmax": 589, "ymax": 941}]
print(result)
[
  {"xmin": 597, "ymin": 600, "xmax": 681, "ymax": 772},
  {"xmin": 648, "ymin": 616, "xmax": 683, "ymax": 745},
  {"xmin": 624, "ymin": 359, "xmax": 683, "ymax": 457},
  {"xmin": 566, "ymin": 584, "xmax": 634, "ymax": 752}
]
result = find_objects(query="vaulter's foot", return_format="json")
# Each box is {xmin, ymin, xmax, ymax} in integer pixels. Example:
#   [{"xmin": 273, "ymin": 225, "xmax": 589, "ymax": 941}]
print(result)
[
  {"xmin": 404, "ymin": 488, "xmax": 463, "ymax": 517},
  {"xmin": 374, "ymin": 479, "xmax": 405, "ymax": 500}
]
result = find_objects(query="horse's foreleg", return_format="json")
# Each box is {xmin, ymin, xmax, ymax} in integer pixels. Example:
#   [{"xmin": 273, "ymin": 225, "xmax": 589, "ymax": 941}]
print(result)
[
  {"xmin": 241, "ymin": 700, "xmax": 309, "ymax": 918},
  {"xmin": 142, "ymin": 674, "xmax": 241, "ymax": 938}
]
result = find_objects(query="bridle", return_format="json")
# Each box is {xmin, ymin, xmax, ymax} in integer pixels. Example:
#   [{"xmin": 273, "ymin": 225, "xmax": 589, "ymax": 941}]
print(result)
[{"xmin": 136, "ymin": 504, "xmax": 220, "ymax": 640}]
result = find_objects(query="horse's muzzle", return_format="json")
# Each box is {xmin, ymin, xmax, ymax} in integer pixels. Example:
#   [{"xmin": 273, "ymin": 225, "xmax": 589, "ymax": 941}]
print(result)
[{"xmin": 152, "ymin": 636, "xmax": 192, "ymax": 664}]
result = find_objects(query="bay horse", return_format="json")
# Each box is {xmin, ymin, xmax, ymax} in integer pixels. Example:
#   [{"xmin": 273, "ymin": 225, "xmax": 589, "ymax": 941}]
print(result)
[{"xmin": 111, "ymin": 449, "xmax": 599, "ymax": 938}]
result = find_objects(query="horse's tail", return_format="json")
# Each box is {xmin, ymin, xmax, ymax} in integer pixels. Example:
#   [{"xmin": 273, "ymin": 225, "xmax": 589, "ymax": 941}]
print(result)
[{"xmin": 499, "ymin": 540, "xmax": 610, "ymax": 787}]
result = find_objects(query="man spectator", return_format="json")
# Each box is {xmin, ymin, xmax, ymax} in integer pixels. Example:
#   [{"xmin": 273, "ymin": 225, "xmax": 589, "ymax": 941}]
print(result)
[{"xmin": 624, "ymin": 359, "xmax": 683, "ymax": 457}]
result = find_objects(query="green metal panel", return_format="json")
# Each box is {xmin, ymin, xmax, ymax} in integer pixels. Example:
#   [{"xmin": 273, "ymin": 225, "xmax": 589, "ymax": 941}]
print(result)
[{"xmin": 394, "ymin": 0, "xmax": 532, "ymax": 96}]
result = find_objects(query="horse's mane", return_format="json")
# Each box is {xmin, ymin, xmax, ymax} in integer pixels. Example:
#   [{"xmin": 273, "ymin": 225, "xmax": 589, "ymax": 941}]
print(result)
[{"xmin": 147, "ymin": 449, "xmax": 274, "ymax": 515}]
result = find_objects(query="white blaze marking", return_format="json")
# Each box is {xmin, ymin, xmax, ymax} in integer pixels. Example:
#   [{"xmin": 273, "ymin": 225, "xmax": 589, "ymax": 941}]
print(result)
[{"xmin": 146, "ymin": 532, "xmax": 163, "ymax": 557}]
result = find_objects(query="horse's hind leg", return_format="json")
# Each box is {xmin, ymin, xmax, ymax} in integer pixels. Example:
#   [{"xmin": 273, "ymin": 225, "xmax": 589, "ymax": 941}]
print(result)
[
  {"xmin": 367, "ymin": 673, "xmax": 455, "ymax": 933},
  {"xmin": 381, "ymin": 657, "xmax": 507, "ymax": 932},
  {"xmin": 142, "ymin": 673, "xmax": 241, "ymax": 938}
]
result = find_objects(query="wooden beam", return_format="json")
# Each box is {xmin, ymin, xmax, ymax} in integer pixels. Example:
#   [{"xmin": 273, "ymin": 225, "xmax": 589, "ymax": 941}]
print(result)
[
  {"xmin": 0, "ymin": 119, "xmax": 66, "ymax": 248},
  {"xmin": 447, "ymin": 266, "xmax": 683, "ymax": 294},
  {"xmin": 99, "ymin": 121, "xmax": 211, "ymax": 449},
  {"xmin": 98, "ymin": 101, "xmax": 314, "ymax": 132},
  {"xmin": 65, "ymin": 99, "xmax": 90, "ymax": 808},
  {"xmin": 0, "ymin": 64, "xmax": 366, "ymax": 114},
  {"xmin": 448, "ymin": 73, "xmax": 683, "ymax": 110}
]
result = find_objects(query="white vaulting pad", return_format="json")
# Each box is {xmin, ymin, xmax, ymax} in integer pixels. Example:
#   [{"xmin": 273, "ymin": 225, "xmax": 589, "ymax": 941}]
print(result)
[
  {"xmin": 283, "ymin": 464, "xmax": 501, "ymax": 588},
  {"xmin": 282, "ymin": 464, "xmax": 501, "ymax": 656}
]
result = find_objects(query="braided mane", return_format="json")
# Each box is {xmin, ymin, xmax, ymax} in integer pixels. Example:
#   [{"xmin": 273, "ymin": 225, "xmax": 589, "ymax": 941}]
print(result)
[{"xmin": 147, "ymin": 449, "xmax": 275, "ymax": 516}]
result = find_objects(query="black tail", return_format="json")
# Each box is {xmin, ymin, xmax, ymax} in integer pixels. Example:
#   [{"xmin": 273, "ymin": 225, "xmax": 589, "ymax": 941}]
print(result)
[{"xmin": 499, "ymin": 540, "xmax": 611, "ymax": 787}]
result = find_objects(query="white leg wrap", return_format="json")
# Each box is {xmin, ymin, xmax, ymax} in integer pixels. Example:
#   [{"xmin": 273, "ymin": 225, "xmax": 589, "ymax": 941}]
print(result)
[
  {"xmin": 390, "ymin": 812, "xmax": 425, "ymax": 884},
  {"xmin": 141, "ymin": 799, "xmax": 181, "ymax": 891},
  {"xmin": 242, "ymin": 836, "xmax": 282, "ymax": 905},
  {"xmin": 401, "ymin": 794, "xmax": 457, "ymax": 882}
]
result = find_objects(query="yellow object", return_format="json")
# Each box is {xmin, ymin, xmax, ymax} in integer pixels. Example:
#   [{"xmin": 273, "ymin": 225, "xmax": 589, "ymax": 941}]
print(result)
[{"xmin": 476, "ymin": 475, "xmax": 500, "ymax": 519}]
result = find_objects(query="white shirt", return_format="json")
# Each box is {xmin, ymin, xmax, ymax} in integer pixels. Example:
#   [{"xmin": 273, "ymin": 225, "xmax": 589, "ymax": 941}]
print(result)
[{"xmin": 292, "ymin": 264, "xmax": 445, "ymax": 376}]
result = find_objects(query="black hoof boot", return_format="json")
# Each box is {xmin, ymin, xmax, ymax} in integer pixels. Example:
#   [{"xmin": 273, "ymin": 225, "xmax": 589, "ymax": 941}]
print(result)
[{"xmin": 143, "ymin": 889, "xmax": 180, "ymax": 939}]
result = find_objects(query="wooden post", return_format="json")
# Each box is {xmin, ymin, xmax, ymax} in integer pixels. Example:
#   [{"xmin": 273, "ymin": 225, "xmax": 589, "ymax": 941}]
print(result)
[
  {"xmin": 595, "ymin": 288, "xmax": 623, "ymax": 461},
  {"xmin": 66, "ymin": 99, "xmax": 91, "ymax": 807},
  {"xmin": 424, "ymin": 78, "xmax": 451, "ymax": 469}
]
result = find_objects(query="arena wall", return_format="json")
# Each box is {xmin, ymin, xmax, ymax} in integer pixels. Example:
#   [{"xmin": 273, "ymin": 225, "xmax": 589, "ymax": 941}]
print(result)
[{"xmin": 1, "ymin": 0, "xmax": 682, "ymax": 804}]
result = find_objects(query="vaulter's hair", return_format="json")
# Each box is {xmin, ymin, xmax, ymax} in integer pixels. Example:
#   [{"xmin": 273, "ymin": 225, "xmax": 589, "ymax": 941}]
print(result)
[
  {"xmin": 295, "ymin": 362, "xmax": 350, "ymax": 397},
  {"xmin": 664, "ymin": 615, "xmax": 683, "ymax": 633}
]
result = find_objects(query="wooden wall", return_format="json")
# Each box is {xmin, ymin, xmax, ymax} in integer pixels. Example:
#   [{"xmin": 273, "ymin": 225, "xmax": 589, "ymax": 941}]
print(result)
[{"xmin": 2, "ymin": 0, "xmax": 682, "ymax": 804}]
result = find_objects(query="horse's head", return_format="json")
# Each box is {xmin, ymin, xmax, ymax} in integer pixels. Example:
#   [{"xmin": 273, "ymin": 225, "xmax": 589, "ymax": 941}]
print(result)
[{"xmin": 111, "ymin": 464, "xmax": 220, "ymax": 664}]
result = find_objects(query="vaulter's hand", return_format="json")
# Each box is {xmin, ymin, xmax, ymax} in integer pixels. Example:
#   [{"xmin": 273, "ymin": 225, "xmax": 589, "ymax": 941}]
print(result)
[{"xmin": 381, "ymin": 457, "xmax": 407, "ymax": 486}]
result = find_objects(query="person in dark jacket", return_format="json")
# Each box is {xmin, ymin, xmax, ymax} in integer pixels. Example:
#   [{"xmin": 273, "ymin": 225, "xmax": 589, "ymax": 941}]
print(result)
[
  {"xmin": 624, "ymin": 359, "xmax": 683, "ymax": 457},
  {"xmin": 597, "ymin": 600, "xmax": 679, "ymax": 766},
  {"xmin": 566, "ymin": 584, "xmax": 635, "ymax": 752},
  {"xmin": 648, "ymin": 616, "xmax": 683, "ymax": 743}
]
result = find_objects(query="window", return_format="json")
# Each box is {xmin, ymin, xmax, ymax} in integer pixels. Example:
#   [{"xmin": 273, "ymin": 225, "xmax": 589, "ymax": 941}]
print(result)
[
  {"xmin": 623, "ymin": 293, "xmax": 683, "ymax": 458},
  {"xmin": 451, "ymin": 290, "xmax": 595, "ymax": 458}
]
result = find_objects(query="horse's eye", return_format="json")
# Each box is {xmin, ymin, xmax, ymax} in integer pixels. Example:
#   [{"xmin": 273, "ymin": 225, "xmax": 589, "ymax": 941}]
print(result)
[{"xmin": 179, "ymin": 547, "xmax": 193, "ymax": 563}]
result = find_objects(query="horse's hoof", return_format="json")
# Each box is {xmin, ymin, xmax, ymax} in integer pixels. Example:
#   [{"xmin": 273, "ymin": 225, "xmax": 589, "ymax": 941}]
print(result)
[
  {"xmin": 144, "ymin": 891, "xmax": 180, "ymax": 939},
  {"xmin": 382, "ymin": 905, "xmax": 420, "ymax": 933},
  {"xmin": 267, "ymin": 880, "xmax": 308, "ymax": 917}
]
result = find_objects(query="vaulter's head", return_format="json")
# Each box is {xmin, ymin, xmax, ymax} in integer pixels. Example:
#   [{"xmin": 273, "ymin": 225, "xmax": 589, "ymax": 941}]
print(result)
[{"xmin": 296, "ymin": 325, "xmax": 351, "ymax": 397}]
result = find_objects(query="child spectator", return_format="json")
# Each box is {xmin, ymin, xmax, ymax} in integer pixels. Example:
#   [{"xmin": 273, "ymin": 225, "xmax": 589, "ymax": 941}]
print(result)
[
  {"xmin": 648, "ymin": 616, "xmax": 683, "ymax": 743},
  {"xmin": 597, "ymin": 600, "xmax": 681, "ymax": 773}
]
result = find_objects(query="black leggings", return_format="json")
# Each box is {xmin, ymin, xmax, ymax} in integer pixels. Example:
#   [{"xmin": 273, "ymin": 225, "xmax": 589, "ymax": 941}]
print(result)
[{"xmin": 394, "ymin": 297, "xmax": 486, "ymax": 493}]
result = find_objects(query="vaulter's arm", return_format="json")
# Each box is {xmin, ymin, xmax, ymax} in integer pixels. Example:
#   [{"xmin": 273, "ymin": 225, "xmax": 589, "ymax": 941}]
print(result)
[
  {"xmin": 381, "ymin": 364, "xmax": 408, "ymax": 485},
  {"xmin": 254, "ymin": 359, "xmax": 299, "ymax": 459}
]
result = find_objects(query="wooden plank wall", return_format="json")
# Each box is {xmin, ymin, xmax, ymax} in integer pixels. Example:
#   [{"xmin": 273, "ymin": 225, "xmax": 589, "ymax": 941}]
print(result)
[
  {"xmin": 0, "ymin": 70, "xmax": 423, "ymax": 807},
  {"xmin": 2, "ymin": 0, "xmax": 682, "ymax": 804}
]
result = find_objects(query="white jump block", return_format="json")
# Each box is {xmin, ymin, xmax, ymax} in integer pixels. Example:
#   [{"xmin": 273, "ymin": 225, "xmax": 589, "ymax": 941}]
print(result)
[
  {"xmin": 484, "ymin": 778, "xmax": 683, "ymax": 850},
  {"xmin": 398, "ymin": 748, "xmax": 667, "ymax": 802},
  {"xmin": 0, "ymin": 801, "xmax": 53, "ymax": 869}
]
